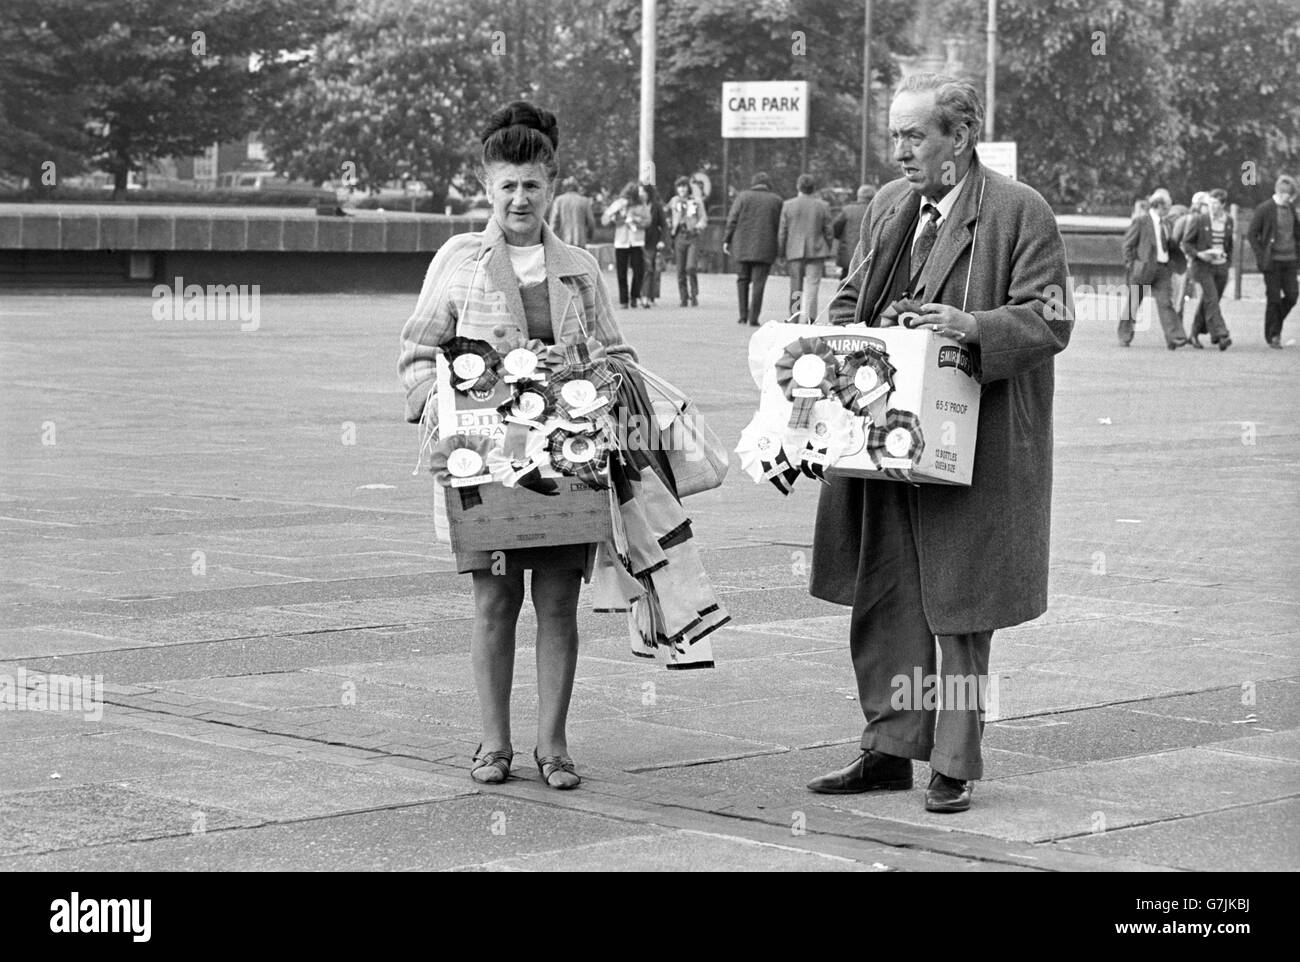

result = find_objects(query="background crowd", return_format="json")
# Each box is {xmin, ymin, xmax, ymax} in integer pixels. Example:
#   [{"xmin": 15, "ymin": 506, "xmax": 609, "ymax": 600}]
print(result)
[{"xmin": 1122, "ymin": 175, "xmax": 1300, "ymax": 350}]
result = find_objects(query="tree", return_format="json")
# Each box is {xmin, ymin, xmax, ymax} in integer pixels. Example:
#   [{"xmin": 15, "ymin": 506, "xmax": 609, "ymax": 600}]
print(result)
[
  {"xmin": 1167, "ymin": 0, "xmax": 1300, "ymax": 208},
  {"xmin": 0, "ymin": 1, "xmax": 90, "ymax": 188},
  {"xmin": 608, "ymin": 0, "xmax": 918, "ymax": 203},
  {"xmin": 990, "ymin": 0, "xmax": 1183, "ymax": 211},
  {"xmin": 261, "ymin": 0, "xmax": 512, "ymax": 206},
  {"xmin": 22, "ymin": 0, "xmax": 340, "ymax": 194}
]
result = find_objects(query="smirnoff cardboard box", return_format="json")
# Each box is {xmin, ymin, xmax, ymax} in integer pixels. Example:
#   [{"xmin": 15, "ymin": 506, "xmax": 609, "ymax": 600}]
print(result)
[
  {"xmin": 750, "ymin": 323, "xmax": 981, "ymax": 485},
  {"xmin": 432, "ymin": 354, "xmax": 612, "ymax": 552}
]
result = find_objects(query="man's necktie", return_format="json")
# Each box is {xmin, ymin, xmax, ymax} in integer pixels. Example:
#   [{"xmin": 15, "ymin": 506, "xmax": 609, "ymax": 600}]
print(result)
[{"xmin": 909, "ymin": 203, "xmax": 940, "ymax": 292}]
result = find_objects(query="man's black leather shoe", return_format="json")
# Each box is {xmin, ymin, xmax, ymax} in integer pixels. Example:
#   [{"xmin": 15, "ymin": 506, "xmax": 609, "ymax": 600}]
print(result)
[
  {"xmin": 924, "ymin": 772, "xmax": 972, "ymax": 813},
  {"xmin": 806, "ymin": 751, "xmax": 913, "ymax": 794}
]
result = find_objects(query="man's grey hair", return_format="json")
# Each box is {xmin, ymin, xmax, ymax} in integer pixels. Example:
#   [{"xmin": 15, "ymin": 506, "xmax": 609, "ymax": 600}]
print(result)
[
  {"xmin": 1148, "ymin": 188, "xmax": 1172, "ymax": 207},
  {"xmin": 857, "ymin": 184, "xmax": 876, "ymax": 202},
  {"xmin": 896, "ymin": 73, "xmax": 984, "ymax": 150}
]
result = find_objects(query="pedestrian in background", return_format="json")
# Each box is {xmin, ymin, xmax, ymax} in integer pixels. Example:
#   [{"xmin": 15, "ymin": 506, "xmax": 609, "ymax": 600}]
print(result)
[
  {"xmin": 547, "ymin": 177, "xmax": 595, "ymax": 248},
  {"xmin": 1121, "ymin": 187, "xmax": 1189, "ymax": 349},
  {"xmin": 723, "ymin": 171, "xmax": 783, "ymax": 326},
  {"xmin": 779, "ymin": 173, "xmax": 834, "ymax": 322},
  {"xmin": 668, "ymin": 176, "xmax": 708, "ymax": 307},
  {"xmin": 1167, "ymin": 198, "xmax": 1193, "ymax": 311},
  {"xmin": 832, "ymin": 184, "xmax": 877, "ymax": 279},
  {"xmin": 1247, "ymin": 174, "xmax": 1300, "ymax": 348},
  {"xmin": 640, "ymin": 183, "xmax": 667, "ymax": 308},
  {"xmin": 602, "ymin": 180, "xmax": 651, "ymax": 308},
  {"xmin": 1181, "ymin": 189, "xmax": 1233, "ymax": 349}
]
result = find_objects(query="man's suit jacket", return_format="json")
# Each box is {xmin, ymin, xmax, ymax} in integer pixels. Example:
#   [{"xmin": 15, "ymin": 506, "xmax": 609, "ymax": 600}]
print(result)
[
  {"xmin": 1123, "ymin": 211, "xmax": 1184, "ymax": 283},
  {"xmin": 547, "ymin": 191, "xmax": 596, "ymax": 248},
  {"xmin": 811, "ymin": 158, "xmax": 1073, "ymax": 634},
  {"xmin": 1247, "ymin": 198, "xmax": 1300, "ymax": 271},
  {"xmin": 778, "ymin": 193, "xmax": 834, "ymax": 260},
  {"xmin": 724, "ymin": 187, "xmax": 783, "ymax": 264}
]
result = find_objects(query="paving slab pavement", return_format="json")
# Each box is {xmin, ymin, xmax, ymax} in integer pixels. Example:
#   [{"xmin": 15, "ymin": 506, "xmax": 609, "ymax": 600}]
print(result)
[{"xmin": 0, "ymin": 271, "xmax": 1296, "ymax": 872}]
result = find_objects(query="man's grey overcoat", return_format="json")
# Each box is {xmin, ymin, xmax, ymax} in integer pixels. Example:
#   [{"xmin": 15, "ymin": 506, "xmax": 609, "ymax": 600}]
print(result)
[{"xmin": 810, "ymin": 158, "xmax": 1073, "ymax": 634}]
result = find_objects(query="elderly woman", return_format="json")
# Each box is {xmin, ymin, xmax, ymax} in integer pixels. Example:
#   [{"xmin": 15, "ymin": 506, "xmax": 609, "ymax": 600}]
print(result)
[{"xmin": 398, "ymin": 102, "xmax": 636, "ymax": 789}]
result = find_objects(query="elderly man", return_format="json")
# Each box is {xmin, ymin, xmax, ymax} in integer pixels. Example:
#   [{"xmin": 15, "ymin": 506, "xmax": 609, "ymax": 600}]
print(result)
[
  {"xmin": 806, "ymin": 73, "xmax": 1073, "ymax": 813},
  {"xmin": 1122, "ymin": 188, "xmax": 1189, "ymax": 349},
  {"xmin": 832, "ymin": 184, "xmax": 877, "ymax": 278}
]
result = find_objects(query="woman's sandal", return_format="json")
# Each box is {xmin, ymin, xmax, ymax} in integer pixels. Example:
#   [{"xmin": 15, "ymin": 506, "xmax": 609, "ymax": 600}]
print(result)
[
  {"xmin": 470, "ymin": 744, "xmax": 513, "ymax": 784},
  {"xmin": 534, "ymin": 747, "xmax": 580, "ymax": 790}
]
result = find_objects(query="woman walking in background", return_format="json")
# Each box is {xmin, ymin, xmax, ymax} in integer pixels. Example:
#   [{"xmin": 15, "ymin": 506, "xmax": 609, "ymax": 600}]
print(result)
[{"xmin": 602, "ymin": 181, "xmax": 651, "ymax": 307}]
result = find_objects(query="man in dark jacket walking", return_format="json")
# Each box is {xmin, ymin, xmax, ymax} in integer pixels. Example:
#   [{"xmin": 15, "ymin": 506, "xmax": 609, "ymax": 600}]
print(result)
[
  {"xmin": 724, "ymin": 172, "xmax": 783, "ymax": 325},
  {"xmin": 1247, "ymin": 174, "xmax": 1300, "ymax": 348}
]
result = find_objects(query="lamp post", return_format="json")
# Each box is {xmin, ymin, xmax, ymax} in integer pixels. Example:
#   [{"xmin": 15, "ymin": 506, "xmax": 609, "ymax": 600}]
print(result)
[
  {"xmin": 860, "ymin": 0, "xmax": 872, "ymax": 184},
  {"xmin": 639, "ymin": 0, "xmax": 656, "ymax": 184}
]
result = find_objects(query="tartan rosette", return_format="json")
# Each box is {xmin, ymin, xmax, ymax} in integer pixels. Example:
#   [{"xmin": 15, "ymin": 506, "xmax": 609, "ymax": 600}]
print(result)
[
  {"xmin": 866, "ymin": 409, "xmax": 925, "ymax": 479},
  {"xmin": 500, "ymin": 378, "xmax": 555, "ymax": 418},
  {"xmin": 547, "ymin": 424, "xmax": 612, "ymax": 490},
  {"xmin": 774, "ymin": 337, "xmax": 838, "ymax": 430},
  {"xmin": 496, "ymin": 378, "xmax": 557, "ymax": 459},
  {"xmin": 546, "ymin": 341, "xmax": 620, "ymax": 423},
  {"xmin": 442, "ymin": 337, "xmax": 503, "ymax": 394},
  {"xmin": 835, "ymin": 346, "xmax": 896, "ymax": 421},
  {"xmin": 429, "ymin": 434, "xmax": 497, "ymax": 508}
]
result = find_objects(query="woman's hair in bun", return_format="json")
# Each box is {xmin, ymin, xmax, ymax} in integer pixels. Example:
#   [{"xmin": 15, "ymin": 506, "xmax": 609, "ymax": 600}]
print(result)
[{"xmin": 480, "ymin": 101, "xmax": 559, "ymax": 180}]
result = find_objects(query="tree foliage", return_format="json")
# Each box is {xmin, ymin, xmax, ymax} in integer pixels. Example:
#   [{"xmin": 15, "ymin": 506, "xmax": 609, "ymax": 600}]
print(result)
[
  {"xmin": 261, "ymin": 0, "xmax": 513, "ymax": 206},
  {"xmin": 0, "ymin": 0, "xmax": 92, "ymax": 187},
  {"xmin": 990, "ymin": 0, "xmax": 1184, "ymax": 211},
  {"xmin": 1167, "ymin": 0, "xmax": 1300, "ymax": 207},
  {"xmin": 1, "ymin": 0, "xmax": 340, "ymax": 192}
]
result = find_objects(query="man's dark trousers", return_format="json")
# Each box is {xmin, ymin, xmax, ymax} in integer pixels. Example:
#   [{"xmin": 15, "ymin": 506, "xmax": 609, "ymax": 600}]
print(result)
[
  {"xmin": 736, "ymin": 261, "xmax": 770, "ymax": 325},
  {"xmin": 1121, "ymin": 262, "xmax": 1187, "ymax": 347},
  {"xmin": 1189, "ymin": 262, "xmax": 1231, "ymax": 343},
  {"xmin": 1263, "ymin": 259, "xmax": 1298, "ymax": 343},
  {"xmin": 846, "ymin": 480, "xmax": 991, "ymax": 780}
]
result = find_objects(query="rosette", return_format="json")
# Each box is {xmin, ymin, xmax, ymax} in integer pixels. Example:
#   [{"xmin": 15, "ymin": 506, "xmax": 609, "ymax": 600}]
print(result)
[
  {"xmin": 547, "ymin": 424, "xmax": 612, "ymax": 490},
  {"xmin": 484, "ymin": 443, "xmax": 559, "ymax": 496},
  {"xmin": 734, "ymin": 411, "xmax": 801, "ymax": 495},
  {"xmin": 835, "ymin": 346, "xmax": 896, "ymax": 423},
  {"xmin": 429, "ymin": 434, "xmax": 497, "ymax": 508},
  {"xmin": 784, "ymin": 400, "xmax": 855, "ymax": 482},
  {"xmin": 547, "ymin": 341, "xmax": 620, "ymax": 424},
  {"xmin": 442, "ymin": 337, "xmax": 502, "ymax": 394},
  {"xmin": 774, "ymin": 337, "xmax": 838, "ymax": 430},
  {"xmin": 866, "ymin": 409, "xmax": 925, "ymax": 480},
  {"xmin": 497, "ymin": 378, "xmax": 556, "ymax": 460},
  {"xmin": 500, "ymin": 345, "xmax": 547, "ymax": 384}
]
